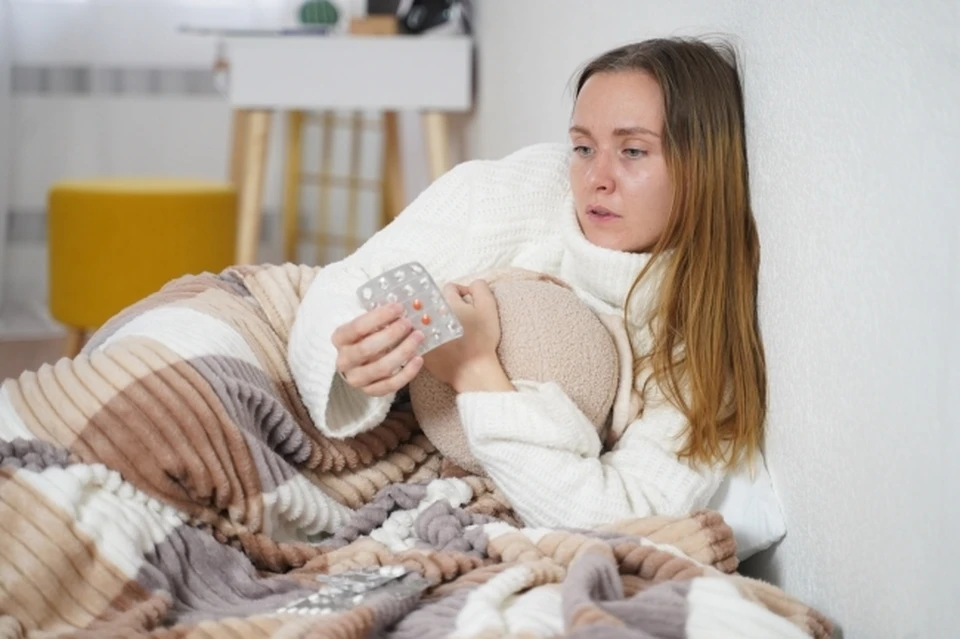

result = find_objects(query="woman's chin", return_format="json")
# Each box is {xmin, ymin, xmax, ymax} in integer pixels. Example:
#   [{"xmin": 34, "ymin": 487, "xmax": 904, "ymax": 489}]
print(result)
[
  {"xmin": 576, "ymin": 213, "xmax": 651, "ymax": 253},
  {"xmin": 582, "ymin": 228, "xmax": 630, "ymax": 252}
]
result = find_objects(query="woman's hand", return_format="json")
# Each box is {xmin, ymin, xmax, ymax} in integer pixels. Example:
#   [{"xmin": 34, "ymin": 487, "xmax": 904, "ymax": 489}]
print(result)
[
  {"xmin": 332, "ymin": 303, "xmax": 425, "ymax": 397},
  {"xmin": 423, "ymin": 280, "xmax": 513, "ymax": 393}
]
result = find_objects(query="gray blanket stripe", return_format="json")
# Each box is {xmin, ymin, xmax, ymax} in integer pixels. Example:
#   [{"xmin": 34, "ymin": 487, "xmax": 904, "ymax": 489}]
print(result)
[{"xmin": 0, "ymin": 438, "xmax": 74, "ymax": 472}]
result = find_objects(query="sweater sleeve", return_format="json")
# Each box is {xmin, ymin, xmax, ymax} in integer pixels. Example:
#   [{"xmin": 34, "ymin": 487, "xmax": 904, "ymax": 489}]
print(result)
[
  {"xmin": 457, "ymin": 380, "xmax": 723, "ymax": 528},
  {"xmin": 287, "ymin": 160, "xmax": 483, "ymax": 438},
  {"xmin": 287, "ymin": 142, "xmax": 573, "ymax": 438}
]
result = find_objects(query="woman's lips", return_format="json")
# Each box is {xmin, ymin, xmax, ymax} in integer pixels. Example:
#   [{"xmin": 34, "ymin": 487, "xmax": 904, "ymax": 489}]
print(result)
[{"xmin": 587, "ymin": 205, "xmax": 621, "ymax": 222}]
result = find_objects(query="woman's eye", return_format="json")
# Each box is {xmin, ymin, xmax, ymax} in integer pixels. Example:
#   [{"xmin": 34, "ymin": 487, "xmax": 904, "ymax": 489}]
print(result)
[
  {"xmin": 573, "ymin": 145, "xmax": 593, "ymax": 157},
  {"xmin": 623, "ymin": 148, "xmax": 648, "ymax": 159}
]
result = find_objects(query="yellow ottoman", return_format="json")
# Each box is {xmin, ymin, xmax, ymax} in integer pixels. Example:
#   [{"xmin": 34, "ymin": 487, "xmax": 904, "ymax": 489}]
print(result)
[{"xmin": 48, "ymin": 178, "xmax": 237, "ymax": 356}]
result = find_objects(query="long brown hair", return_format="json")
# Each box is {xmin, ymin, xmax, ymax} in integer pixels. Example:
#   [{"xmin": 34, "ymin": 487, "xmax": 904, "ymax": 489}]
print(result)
[{"xmin": 575, "ymin": 38, "xmax": 766, "ymax": 470}]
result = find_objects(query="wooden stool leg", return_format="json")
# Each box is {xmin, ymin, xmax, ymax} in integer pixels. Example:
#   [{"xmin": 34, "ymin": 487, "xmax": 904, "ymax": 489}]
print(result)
[
  {"xmin": 229, "ymin": 110, "xmax": 250, "ymax": 187},
  {"xmin": 380, "ymin": 111, "xmax": 405, "ymax": 228},
  {"xmin": 235, "ymin": 109, "xmax": 273, "ymax": 266},
  {"xmin": 282, "ymin": 110, "xmax": 305, "ymax": 263},
  {"xmin": 422, "ymin": 111, "xmax": 450, "ymax": 182},
  {"xmin": 63, "ymin": 328, "xmax": 86, "ymax": 358},
  {"xmin": 345, "ymin": 111, "xmax": 364, "ymax": 255},
  {"xmin": 316, "ymin": 111, "xmax": 336, "ymax": 265}
]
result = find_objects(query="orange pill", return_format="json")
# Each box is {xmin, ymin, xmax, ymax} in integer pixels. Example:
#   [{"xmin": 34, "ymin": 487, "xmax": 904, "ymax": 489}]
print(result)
[
  {"xmin": 420, "ymin": 314, "xmax": 432, "ymax": 325},
  {"xmin": 412, "ymin": 299, "xmax": 423, "ymax": 310}
]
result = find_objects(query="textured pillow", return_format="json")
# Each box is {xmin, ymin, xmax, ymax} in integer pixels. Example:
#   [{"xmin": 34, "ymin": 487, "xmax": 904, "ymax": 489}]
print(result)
[
  {"xmin": 707, "ymin": 452, "xmax": 787, "ymax": 560},
  {"xmin": 409, "ymin": 275, "xmax": 620, "ymax": 475}
]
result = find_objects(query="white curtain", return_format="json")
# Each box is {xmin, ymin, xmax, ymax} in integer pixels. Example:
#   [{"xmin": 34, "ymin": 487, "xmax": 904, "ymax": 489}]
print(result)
[
  {"xmin": 2, "ymin": 0, "xmax": 300, "ymax": 325},
  {"xmin": 0, "ymin": 0, "xmax": 12, "ymax": 312}
]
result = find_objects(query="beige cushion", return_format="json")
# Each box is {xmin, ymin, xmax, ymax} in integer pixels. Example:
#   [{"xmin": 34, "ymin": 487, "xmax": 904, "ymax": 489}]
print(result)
[{"xmin": 409, "ymin": 273, "xmax": 620, "ymax": 475}]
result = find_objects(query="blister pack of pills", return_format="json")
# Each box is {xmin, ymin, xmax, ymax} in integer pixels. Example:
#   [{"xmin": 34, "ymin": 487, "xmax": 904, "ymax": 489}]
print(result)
[
  {"xmin": 356, "ymin": 262, "xmax": 464, "ymax": 357},
  {"xmin": 276, "ymin": 565, "xmax": 429, "ymax": 617}
]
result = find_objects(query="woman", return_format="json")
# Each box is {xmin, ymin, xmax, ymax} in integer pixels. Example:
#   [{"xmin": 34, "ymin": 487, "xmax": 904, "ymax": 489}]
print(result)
[{"xmin": 287, "ymin": 37, "xmax": 767, "ymax": 529}]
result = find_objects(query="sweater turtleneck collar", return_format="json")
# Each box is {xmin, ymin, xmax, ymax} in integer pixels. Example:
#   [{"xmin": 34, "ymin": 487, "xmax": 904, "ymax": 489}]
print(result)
[{"xmin": 558, "ymin": 191, "xmax": 666, "ymax": 326}]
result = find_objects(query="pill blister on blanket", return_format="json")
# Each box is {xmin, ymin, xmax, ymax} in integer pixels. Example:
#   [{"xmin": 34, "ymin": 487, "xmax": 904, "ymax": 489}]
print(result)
[
  {"xmin": 357, "ymin": 262, "xmax": 464, "ymax": 357},
  {"xmin": 276, "ymin": 566, "xmax": 428, "ymax": 616}
]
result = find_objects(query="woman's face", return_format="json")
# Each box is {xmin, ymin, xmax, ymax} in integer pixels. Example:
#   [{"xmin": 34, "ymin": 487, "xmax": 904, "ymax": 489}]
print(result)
[{"xmin": 569, "ymin": 70, "xmax": 672, "ymax": 253}]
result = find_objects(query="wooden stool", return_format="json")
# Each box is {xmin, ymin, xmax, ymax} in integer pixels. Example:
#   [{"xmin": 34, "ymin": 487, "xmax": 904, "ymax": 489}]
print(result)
[{"xmin": 48, "ymin": 179, "xmax": 237, "ymax": 356}]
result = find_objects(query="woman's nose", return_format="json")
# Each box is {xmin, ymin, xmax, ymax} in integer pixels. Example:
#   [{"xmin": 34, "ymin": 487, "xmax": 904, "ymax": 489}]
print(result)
[{"xmin": 587, "ymin": 153, "xmax": 615, "ymax": 192}]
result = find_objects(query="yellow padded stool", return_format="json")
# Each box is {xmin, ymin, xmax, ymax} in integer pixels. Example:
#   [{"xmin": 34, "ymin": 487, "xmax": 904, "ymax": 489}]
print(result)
[{"xmin": 48, "ymin": 179, "xmax": 237, "ymax": 356}]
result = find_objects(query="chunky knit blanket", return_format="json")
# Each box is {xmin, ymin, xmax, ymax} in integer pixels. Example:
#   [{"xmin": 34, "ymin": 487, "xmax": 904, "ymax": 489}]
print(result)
[{"xmin": 0, "ymin": 265, "xmax": 832, "ymax": 638}]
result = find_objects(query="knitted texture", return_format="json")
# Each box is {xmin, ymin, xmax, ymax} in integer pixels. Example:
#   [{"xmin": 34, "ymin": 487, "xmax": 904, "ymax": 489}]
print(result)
[
  {"xmin": 0, "ymin": 262, "xmax": 833, "ymax": 637},
  {"xmin": 287, "ymin": 143, "xmax": 725, "ymax": 531}
]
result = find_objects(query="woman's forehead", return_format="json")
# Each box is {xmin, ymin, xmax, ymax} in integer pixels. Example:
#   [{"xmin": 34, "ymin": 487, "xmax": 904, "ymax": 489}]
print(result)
[{"xmin": 572, "ymin": 72, "xmax": 665, "ymax": 133}]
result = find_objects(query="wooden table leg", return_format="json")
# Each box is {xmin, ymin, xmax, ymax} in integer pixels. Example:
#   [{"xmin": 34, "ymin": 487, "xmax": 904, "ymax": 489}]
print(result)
[
  {"xmin": 422, "ymin": 111, "xmax": 450, "ymax": 182},
  {"xmin": 316, "ymin": 111, "xmax": 336, "ymax": 264},
  {"xmin": 235, "ymin": 109, "xmax": 273, "ymax": 266},
  {"xmin": 229, "ymin": 110, "xmax": 250, "ymax": 188},
  {"xmin": 345, "ymin": 111, "xmax": 364, "ymax": 255},
  {"xmin": 380, "ymin": 111, "xmax": 405, "ymax": 228},
  {"xmin": 63, "ymin": 327, "xmax": 85, "ymax": 358},
  {"xmin": 282, "ymin": 110, "xmax": 305, "ymax": 263}
]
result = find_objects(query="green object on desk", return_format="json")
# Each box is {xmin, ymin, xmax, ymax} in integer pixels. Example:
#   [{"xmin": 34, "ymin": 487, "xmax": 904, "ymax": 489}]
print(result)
[{"xmin": 299, "ymin": 0, "xmax": 339, "ymax": 25}]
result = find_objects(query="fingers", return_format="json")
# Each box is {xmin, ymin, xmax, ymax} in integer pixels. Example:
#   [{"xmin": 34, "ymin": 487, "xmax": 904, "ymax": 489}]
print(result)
[
  {"xmin": 332, "ymin": 303, "xmax": 404, "ymax": 349},
  {"xmin": 444, "ymin": 281, "xmax": 486, "ymax": 309},
  {"xmin": 360, "ymin": 356, "xmax": 424, "ymax": 397},
  {"xmin": 442, "ymin": 282, "xmax": 466, "ymax": 306},
  {"xmin": 335, "ymin": 315, "xmax": 412, "ymax": 378},
  {"xmin": 448, "ymin": 280, "xmax": 497, "ymax": 315},
  {"xmin": 467, "ymin": 279, "xmax": 497, "ymax": 312},
  {"xmin": 340, "ymin": 329, "xmax": 425, "ymax": 392},
  {"xmin": 336, "ymin": 318, "xmax": 415, "ymax": 378},
  {"xmin": 351, "ymin": 317, "xmax": 414, "ymax": 365}
]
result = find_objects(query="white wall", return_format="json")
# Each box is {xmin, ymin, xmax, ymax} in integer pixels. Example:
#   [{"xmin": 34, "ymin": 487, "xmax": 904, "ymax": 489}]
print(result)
[
  {"xmin": 737, "ymin": 4, "xmax": 958, "ymax": 638},
  {"xmin": 469, "ymin": 1, "xmax": 960, "ymax": 637},
  {"xmin": 466, "ymin": 0, "xmax": 735, "ymax": 159}
]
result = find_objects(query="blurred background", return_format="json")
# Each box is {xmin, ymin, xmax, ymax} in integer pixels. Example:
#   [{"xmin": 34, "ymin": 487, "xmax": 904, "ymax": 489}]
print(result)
[
  {"xmin": 0, "ymin": 0, "xmax": 471, "ymax": 337},
  {"xmin": 0, "ymin": 2, "xmax": 957, "ymax": 637}
]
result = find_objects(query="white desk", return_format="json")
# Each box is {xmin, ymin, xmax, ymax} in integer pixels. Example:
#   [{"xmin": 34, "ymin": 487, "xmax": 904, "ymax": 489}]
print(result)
[{"xmin": 223, "ymin": 34, "xmax": 473, "ymax": 264}]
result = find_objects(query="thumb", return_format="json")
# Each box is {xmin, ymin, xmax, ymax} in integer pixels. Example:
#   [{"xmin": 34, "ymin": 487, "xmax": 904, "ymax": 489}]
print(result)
[
  {"xmin": 468, "ymin": 280, "xmax": 498, "ymax": 315},
  {"xmin": 442, "ymin": 283, "xmax": 470, "ymax": 312}
]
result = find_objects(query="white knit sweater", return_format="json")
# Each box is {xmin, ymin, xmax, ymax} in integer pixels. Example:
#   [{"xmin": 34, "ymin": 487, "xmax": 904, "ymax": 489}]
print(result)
[{"xmin": 288, "ymin": 143, "xmax": 723, "ymax": 528}]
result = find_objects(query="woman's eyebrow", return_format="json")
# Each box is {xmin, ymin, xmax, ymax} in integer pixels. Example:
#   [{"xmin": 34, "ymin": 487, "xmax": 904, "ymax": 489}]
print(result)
[
  {"xmin": 568, "ymin": 124, "xmax": 660, "ymax": 139},
  {"xmin": 613, "ymin": 126, "xmax": 661, "ymax": 138}
]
